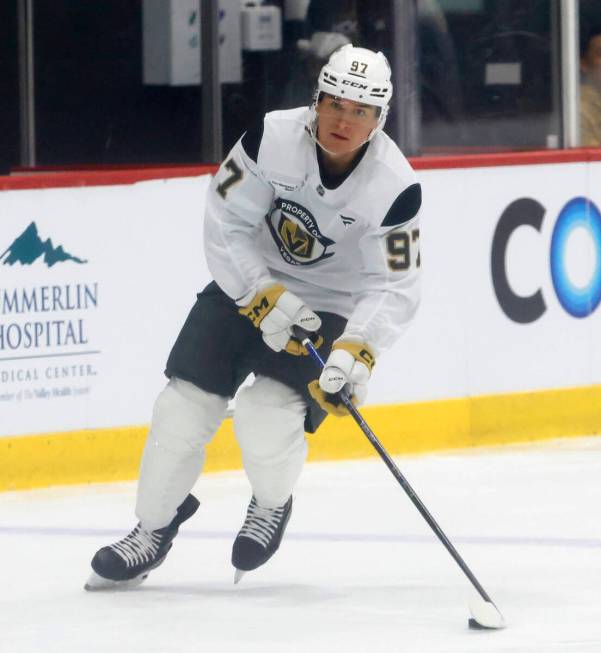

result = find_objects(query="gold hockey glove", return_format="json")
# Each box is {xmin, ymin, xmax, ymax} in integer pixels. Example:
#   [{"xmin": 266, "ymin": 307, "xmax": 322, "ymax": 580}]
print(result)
[
  {"xmin": 238, "ymin": 283, "xmax": 323, "ymax": 355},
  {"xmin": 307, "ymin": 340, "xmax": 375, "ymax": 416}
]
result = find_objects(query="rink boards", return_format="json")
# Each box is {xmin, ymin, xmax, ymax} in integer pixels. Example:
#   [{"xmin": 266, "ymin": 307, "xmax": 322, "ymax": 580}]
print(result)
[{"xmin": 1, "ymin": 151, "xmax": 601, "ymax": 489}]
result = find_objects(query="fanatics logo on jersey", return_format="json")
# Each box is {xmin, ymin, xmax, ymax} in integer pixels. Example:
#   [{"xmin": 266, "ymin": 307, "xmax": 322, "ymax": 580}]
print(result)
[
  {"xmin": 266, "ymin": 198, "xmax": 335, "ymax": 266},
  {"xmin": 316, "ymin": 184, "xmax": 325, "ymax": 196},
  {"xmin": 340, "ymin": 215, "xmax": 356, "ymax": 227}
]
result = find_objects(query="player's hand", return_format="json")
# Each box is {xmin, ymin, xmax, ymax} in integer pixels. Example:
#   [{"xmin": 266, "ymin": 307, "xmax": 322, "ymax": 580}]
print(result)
[
  {"xmin": 307, "ymin": 340, "xmax": 375, "ymax": 416},
  {"xmin": 238, "ymin": 283, "xmax": 323, "ymax": 355}
]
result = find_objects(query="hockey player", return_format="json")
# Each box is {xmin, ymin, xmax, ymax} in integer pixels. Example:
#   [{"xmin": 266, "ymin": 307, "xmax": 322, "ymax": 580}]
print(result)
[{"xmin": 85, "ymin": 44, "xmax": 421, "ymax": 590}]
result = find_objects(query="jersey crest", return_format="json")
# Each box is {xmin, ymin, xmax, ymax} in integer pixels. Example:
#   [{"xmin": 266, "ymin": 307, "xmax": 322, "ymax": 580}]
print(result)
[{"xmin": 266, "ymin": 198, "xmax": 335, "ymax": 266}]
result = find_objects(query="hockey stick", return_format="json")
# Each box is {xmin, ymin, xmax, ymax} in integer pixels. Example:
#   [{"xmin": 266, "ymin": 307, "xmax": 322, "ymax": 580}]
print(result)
[{"xmin": 294, "ymin": 326, "xmax": 506, "ymax": 630}]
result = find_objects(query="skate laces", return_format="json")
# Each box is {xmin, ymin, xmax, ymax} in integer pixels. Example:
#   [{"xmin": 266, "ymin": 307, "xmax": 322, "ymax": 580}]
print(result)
[
  {"xmin": 239, "ymin": 497, "xmax": 286, "ymax": 548},
  {"xmin": 109, "ymin": 524, "xmax": 163, "ymax": 568}
]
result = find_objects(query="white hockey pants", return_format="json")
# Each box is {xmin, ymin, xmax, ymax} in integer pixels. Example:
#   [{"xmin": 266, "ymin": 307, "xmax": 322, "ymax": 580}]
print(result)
[
  {"xmin": 234, "ymin": 375, "xmax": 308, "ymax": 509},
  {"xmin": 136, "ymin": 377, "xmax": 228, "ymax": 531},
  {"xmin": 136, "ymin": 375, "xmax": 307, "ymax": 530}
]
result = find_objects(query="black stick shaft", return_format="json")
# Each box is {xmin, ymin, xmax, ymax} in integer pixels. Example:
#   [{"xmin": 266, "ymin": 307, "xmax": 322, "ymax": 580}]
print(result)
[{"xmin": 298, "ymin": 330, "xmax": 494, "ymax": 604}]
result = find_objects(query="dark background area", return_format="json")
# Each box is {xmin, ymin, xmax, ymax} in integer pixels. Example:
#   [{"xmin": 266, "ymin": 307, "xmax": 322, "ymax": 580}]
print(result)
[
  {"xmin": 34, "ymin": 1, "xmax": 204, "ymax": 166},
  {"xmin": 5, "ymin": 1, "xmax": 301, "ymax": 170},
  {"xmin": 0, "ymin": 2, "xmax": 19, "ymax": 173},
  {"xmin": 2, "ymin": 1, "xmax": 591, "ymax": 172}
]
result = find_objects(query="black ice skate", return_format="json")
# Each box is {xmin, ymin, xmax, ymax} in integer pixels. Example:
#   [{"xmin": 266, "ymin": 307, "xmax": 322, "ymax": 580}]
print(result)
[
  {"xmin": 84, "ymin": 493, "xmax": 199, "ymax": 591},
  {"xmin": 231, "ymin": 495, "xmax": 292, "ymax": 583}
]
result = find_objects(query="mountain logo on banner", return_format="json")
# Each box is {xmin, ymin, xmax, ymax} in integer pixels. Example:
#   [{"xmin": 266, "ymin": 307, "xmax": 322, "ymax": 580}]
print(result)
[{"xmin": 0, "ymin": 222, "xmax": 87, "ymax": 268}]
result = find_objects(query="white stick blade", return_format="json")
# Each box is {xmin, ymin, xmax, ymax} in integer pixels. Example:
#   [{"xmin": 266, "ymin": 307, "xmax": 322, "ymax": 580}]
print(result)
[{"xmin": 468, "ymin": 597, "xmax": 507, "ymax": 629}]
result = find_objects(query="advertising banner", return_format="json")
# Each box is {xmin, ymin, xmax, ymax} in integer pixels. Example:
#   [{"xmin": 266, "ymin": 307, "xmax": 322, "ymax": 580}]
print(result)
[
  {"xmin": 0, "ymin": 176, "xmax": 211, "ymax": 437},
  {"xmin": 2, "ymin": 160, "xmax": 601, "ymax": 438},
  {"xmin": 370, "ymin": 160, "xmax": 601, "ymax": 404}
]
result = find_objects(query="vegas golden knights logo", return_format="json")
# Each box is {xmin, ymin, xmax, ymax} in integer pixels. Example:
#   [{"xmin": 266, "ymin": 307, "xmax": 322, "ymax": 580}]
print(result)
[
  {"xmin": 278, "ymin": 216, "xmax": 315, "ymax": 259},
  {"xmin": 266, "ymin": 199, "xmax": 334, "ymax": 266}
]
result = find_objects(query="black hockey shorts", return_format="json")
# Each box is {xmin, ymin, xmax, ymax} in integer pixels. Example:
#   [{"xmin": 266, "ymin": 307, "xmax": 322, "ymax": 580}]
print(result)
[{"xmin": 165, "ymin": 281, "xmax": 347, "ymax": 433}]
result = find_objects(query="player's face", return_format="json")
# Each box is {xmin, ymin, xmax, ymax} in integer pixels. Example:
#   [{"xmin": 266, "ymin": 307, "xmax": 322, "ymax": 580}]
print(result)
[
  {"xmin": 316, "ymin": 95, "xmax": 379, "ymax": 159},
  {"xmin": 581, "ymin": 34, "xmax": 601, "ymax": 85}
]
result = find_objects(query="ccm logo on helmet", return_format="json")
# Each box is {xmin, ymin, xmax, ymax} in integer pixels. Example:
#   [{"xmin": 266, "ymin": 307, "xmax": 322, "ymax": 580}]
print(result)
[{"xmin": 342, "ymin": 80, "xmax": 368, "ymax": 89}]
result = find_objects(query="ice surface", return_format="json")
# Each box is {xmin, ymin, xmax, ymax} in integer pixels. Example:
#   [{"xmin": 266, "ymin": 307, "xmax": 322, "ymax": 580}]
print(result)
[{"xmin": 1, "ymin": 436, "xmax": 600, "ymax": 653}]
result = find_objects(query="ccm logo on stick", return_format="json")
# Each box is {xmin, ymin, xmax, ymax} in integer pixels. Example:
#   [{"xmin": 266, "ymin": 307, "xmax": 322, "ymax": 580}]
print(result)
[{"xmin": 491, "ymin": 197, "xmax": 601, "ymax": 323}]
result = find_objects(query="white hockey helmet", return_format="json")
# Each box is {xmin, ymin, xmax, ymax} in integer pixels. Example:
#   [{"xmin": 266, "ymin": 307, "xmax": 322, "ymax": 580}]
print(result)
[{"xmin": 309, "ymin": 44, "xmax": 393, "ymax": 144}]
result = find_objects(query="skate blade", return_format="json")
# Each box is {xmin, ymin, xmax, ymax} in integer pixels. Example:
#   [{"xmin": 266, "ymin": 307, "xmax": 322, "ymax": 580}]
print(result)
[
  {"xmin": 233, "ymin": 568, "xmax": 246, "ymax": 585},
  {"xmin": 84, "ymin": 570, "xmax": 149, "ymax": 592}
]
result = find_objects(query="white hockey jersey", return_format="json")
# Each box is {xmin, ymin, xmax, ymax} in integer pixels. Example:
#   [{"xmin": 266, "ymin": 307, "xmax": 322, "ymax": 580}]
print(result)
[{"xmin": 204, "ymin": 107, "xmax": 421, "ymax": 355}]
